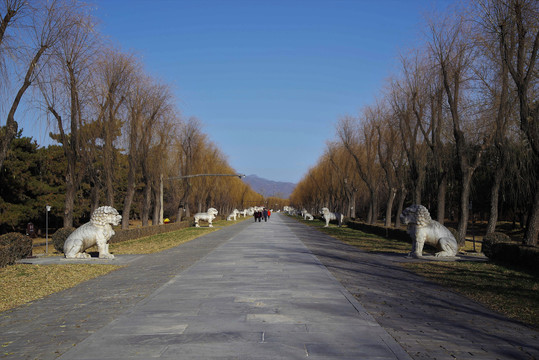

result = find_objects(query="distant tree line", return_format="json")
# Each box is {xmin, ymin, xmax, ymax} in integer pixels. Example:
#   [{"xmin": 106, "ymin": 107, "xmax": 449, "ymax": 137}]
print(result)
[
  {"xmin": 291, "ymin": 0, "xmax": 539, "ymax": 246},
  {"xmin": 0, "ymin": 0, "xmax": 271, "ymax": 233}
]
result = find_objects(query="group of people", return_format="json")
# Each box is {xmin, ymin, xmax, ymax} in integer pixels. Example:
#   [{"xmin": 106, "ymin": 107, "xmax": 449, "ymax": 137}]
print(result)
[{"xmin": 254, "ymin": 208, "xmax": 270, "ymax": 222}]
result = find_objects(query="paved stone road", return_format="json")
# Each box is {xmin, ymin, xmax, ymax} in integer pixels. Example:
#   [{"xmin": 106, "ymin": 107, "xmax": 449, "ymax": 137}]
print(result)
[
  {"xmin": 286, "ymin": 216, "xmax": 539, "ymax": 360},
  {"xmin": 1, "ymin": 214, "xmax": 537, "ymax": 359}
]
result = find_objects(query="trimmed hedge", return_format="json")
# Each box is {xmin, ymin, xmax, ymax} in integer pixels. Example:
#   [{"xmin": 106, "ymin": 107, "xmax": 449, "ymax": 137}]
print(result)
[
  {"xmin": 482, "ymin": 232, "xmax": 511, "ymax": 259},
  {"xmin": 345, "ymin": 220, "xmax": 412, "ymax": 243},
  {"xmin": 482, "ymin": 232, "xmax": 539, "ymax": 272},
  {"xmin": 110, "ymin": 221, "xmax": 191, "ymax": 244},
  {"xmin": 52, "ymin": 227, "xmax": 76, "ymax": 253},
  {"xmin": 0, "ymin": 232, "xmax": 33, "ymax": 268}
]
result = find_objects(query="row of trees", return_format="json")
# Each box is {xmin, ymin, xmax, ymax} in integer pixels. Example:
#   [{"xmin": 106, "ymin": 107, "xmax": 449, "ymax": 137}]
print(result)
[
  {"xmin": 0, "ymin": 0, "xmax": 273, "ymax": 233},
  {"xmin": 0, "ymin": 123, "xmax": 269, "ymax": 233},
  {"xmin": 291, "ymin": 0, "xmax": 538, "ymax": 246}
]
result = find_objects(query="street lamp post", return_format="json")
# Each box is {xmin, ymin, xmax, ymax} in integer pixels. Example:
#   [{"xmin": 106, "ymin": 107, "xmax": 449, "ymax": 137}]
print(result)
[{"xmin": 45, "ymin": 205, "xmax": 51, "ymax": 254}]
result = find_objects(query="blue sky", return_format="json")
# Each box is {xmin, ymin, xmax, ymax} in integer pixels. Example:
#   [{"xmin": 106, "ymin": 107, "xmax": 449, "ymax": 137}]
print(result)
[{"xmin": 22, "ymin": 0, "xmax": 451, "ymax": 183}]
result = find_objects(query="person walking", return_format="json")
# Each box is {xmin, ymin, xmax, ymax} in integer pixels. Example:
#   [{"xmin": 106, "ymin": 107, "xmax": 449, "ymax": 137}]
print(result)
[{"xmin": 263, "ymin": 208, "xmax": 268, "ymax": 222}]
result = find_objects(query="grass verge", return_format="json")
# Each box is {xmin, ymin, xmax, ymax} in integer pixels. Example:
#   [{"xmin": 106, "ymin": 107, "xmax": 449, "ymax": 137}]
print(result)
[
  {"xmin": 402, "ymin": 261, "xmax": 539, "ymax": 327},
  {"xmin": 0, "ymin": 264, "xmax": 121, "ymax": 312},
  {"xmin": 110, "ymin": 226, "xmax": 217, "ymax": 254},
  {"xmin": 296, "ymin": 217, "xmax": 539, "ymax": 328},
  {"xmin": 1, "ymin": 219, "xmax": 242, "ymax": 313}
]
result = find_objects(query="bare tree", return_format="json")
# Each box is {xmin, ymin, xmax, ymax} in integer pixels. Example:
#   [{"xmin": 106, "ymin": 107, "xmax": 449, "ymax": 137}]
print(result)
[
  {"xmin": 121, "ymin": 71, "xmax": 146, "ymax": 229},
  {"xmin": 38, "ymin": 5, "xmax": 98, "ymax": 227},
  {"xmin": 389, "ymin": 73, "xmax": 428, "ymax": 205},
  {"xmin": 337, "ymin": 114, "xmax": 381, "ymax": 224},
  {"xmin": 493, "ymin": 0, "xmax": 539, "ymax": 245},
  {"xmin": 0, "ymin": 0, "xmax": 76, "ymax": 171},
  {"xmin": 138, "ymin": 81, "xmax": 172, "ymax": 226},
  {"xmin": 174, "ymin": 117, "xmax": 206, "ymax": 220},
  {"xmin": 92, "ymin": 48, "xmax": 135, "ymax": 207},
  {"xmin": 374, "ymin": 101, "xmax": 404, "ymax": 227},
  {"xmin": 471, "ymin": 0, "xmax": 519, "ymax": 234},
  {"xmin": 428, "ymin": 11, "xmax": 491, "ymax": 246}
]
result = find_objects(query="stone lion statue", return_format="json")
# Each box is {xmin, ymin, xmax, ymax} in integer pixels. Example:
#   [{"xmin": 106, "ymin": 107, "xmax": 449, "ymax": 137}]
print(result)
[
  {"xmin": 194, "ymin": 207, "xmax": 218, "ymax": 227},
  {"xmin": 227, "ymin": 209, "xmax": 240, "ymax": 221},
  {"xmin": 321, "ymin": 207, "xmax": 343, "ymax": 227},
  {"xmin": 400, "ymin": 204, "xmax": 458, "ymax": 258},
  {"xmin": 64, "ymin": 206, "xmax": 122, "ymax": 259},
  {"xmin": 301, "ymin": 209, "xmax": 314, "ymax": 221}
]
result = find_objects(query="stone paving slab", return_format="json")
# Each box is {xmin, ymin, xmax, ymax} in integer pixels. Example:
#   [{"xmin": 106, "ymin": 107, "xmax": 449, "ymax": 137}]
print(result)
[
  {"xmin": 285, "ymin": 216, "xmax": 539, "ymax": 360},
  {"xmin": 56, "ymin": 214, "xmax": 410, "ymax": 359}
]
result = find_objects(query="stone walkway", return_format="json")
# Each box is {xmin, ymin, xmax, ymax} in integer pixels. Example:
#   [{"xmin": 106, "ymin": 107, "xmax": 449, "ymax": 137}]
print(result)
[
  {"xmin": 287, "ymin": 217, "xmax": 539, "ymax": 359},
  {"xmin": 1, "ymin": 214, "xmax": 537, "ymax": 359}
]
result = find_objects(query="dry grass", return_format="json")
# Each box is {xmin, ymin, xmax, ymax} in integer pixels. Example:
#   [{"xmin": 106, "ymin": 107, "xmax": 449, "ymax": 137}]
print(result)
[
  {"xmin": 1, "ymin": 219, "xmax": 243, "ymax": 312},
  {"xmin": 402, "ymin": 262, "xmax": 539, "ymax": 327},
  {"xmin": 110, "ymin": 226, "xmax": 217, "ymax": 254},
  {"xmin": 297, "ymin": 218, "xmax": 411, "ymax": 254},
  {"xmin": 0, "ymin": 264, "xmax": 121, "ymax": 312},
  {"xmin": 297, "ymin": 217, "xmax": 539, "ymax": 328}
]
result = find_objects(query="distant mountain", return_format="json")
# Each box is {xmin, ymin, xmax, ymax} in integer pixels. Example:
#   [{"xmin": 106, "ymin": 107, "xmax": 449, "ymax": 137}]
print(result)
[{"xmin": 243, "ymin": 175, "xmax": 295, "ymax": 199}]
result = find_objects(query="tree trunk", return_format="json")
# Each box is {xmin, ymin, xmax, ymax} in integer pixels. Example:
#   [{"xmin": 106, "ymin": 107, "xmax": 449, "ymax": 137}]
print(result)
[
  {"xmin": 395, "ymin": 188, "xmax": 406, "ymax": 228},
  {"xmin": 457, "ymin": 172, "xmax": 473, "ymax": 247},
  {"xmin": 366, "ymin": 201, "xmax": 373, "ymax": 224},
  {"xmin": 176, "ymin": 205, "xmax": 184, "ymax": 222},
  {"xmin": 104, "ymin": 127, "xmax": 115, "ymax": 206},
  {"xmin": 64, "ymin": 170, "xmax": 76, "ymax": 228},
  {"xmin": 152, "ymin": 184, "xmax": 160, "ymax": 225},
  {"xmin": 411, "ymin": 166, "xmax": 423, "ymax": 205},
  {"xmin": 523, "ymin": 178, "xmax": 539, "ymax": 246},
  {"xmin": 385, "ymin": 188, "xmax": 397, "ymax": 227},
  {"xmin": 486, "ymin": 164, "xmax": 505, "ymax": 234},
  {"xmin": 436, "ymin": 175, "xmax": 447, "ymax": 224},
  {"xmin": 90, "ymin": 181, "xmax": 100, "ymax": 215},
  {"xmin": 350, "ymin": 191, "xmax": 356, "ymax": 219},
  {"xmin": 121, "ymin": 154, "xmax": 137, "ymax": 229},
  {"xmin": 141, "ymin": 182, "xmax": 151, "ymax": 227}
]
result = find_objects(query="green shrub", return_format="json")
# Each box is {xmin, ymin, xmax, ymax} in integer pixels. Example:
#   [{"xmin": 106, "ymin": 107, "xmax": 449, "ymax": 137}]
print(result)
[
  {"xmin": 0, "ymin": 232, "xmax": 32, "ymax": 268},
  {"xmin": 52, "ymin": 227, "xmax": 75, "ymax": 253},
  {"xmin": 482, "ymin": 232, "xmax": 511, "ymax": 258}
]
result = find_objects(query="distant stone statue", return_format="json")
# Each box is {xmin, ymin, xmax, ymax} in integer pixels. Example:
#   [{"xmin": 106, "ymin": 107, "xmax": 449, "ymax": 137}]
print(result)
[
  {"xmin": 399, "ymin": 204, "xmax": 458, "ymax": 258},
  {"xmin": 64, "ymin": 206, "xmax": 122, "ymax": 259},
  {"xmin": 301, "ymin": 209, "xmax": 314, "ymax": 220},
  {"xmin": 194, "ymin": 207, "xmax": 218, "ymax": 227},
  {"xmin": 321, "ymin": 207, "xmax": 343, "ymax": 227},
  {"xmin": 227, "ymin": 209, "xmax": 240, "ymax": 221}
]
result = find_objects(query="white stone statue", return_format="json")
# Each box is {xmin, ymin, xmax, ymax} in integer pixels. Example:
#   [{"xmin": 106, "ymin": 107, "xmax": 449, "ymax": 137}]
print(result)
[
  {"xmin": 284, "ymin": 205, "xmax": 296, "ymax": 215},
  {"xmin": 321, "ymin": 207, "xmax": 343, "ymax": 227},
  {"xmin": 399, "ymin": 204, "xmax": 459, "ymax": 258},
  {"xmin": 227, "ymin": 209, "xmax": 240, "ymax": 221},
  {"xmin": 64, "ymin": 206, "xmax": 122, "ymax": 259},
  {"xmin": 194, "ymin": 207, "xmax": 218, "ymax": 227},
  {"xmin": 302, "ymin": 209, "xmax": 314, "ymax": 220}
]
